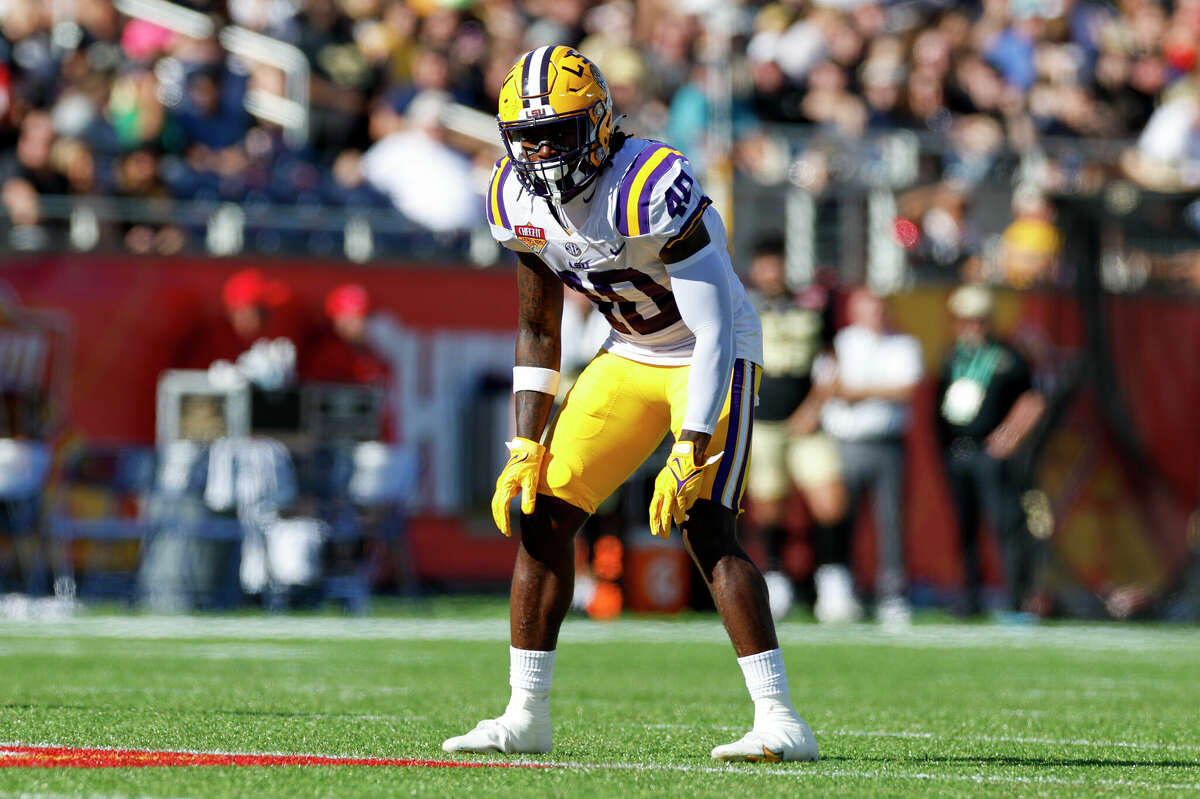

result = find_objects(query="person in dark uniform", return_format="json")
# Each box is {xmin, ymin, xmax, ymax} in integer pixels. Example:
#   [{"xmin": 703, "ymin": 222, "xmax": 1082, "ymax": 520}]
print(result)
[
  {"xmin": 743, "ymin": 237, "xmax": 846, "ymax": 620},
  {"xmin": 936, "ymin": 284, "xmax": 1046, "ymax": 618}
]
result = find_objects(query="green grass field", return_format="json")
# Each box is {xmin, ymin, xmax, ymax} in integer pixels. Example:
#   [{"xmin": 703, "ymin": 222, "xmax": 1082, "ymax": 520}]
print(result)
[{"xmin": 1, "ymin": 600, "xmax": 1198, "ymax": 798}]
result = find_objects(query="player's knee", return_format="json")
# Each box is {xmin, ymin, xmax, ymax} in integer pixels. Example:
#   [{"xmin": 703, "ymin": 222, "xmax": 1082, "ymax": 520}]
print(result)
[
  {"xmin": 518, "ymin": 495, "xmax": 589, "ymax": 560},
  {"xmin": 680, "ymin": 500, "xmax": 739, "ymax": 573}
]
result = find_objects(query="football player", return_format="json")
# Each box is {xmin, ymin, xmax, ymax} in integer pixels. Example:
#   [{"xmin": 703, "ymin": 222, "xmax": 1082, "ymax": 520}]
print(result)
[{"xmin": 442, "ymin": 46, "xmax": 818, "ymax": 763}]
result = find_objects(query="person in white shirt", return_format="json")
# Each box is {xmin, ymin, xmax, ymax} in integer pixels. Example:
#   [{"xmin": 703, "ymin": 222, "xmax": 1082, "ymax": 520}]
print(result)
[
  {"xmin": 362, "ymin": 90, "xmax": 480, "ymax": 233},
  {"xmin": 816, "ymin": 287, "xmax": 923, "ymax": 626}
]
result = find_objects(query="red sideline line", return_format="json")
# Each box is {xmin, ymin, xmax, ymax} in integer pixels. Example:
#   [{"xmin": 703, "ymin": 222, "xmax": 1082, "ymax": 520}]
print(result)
[{"xmin": 0, "ymin": 745, "xmax": 550, "ymax": 769}]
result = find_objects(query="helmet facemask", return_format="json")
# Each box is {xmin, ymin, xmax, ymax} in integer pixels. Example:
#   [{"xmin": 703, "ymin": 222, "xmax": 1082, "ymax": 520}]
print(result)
[{"xmin": 500, "ymin": 102, "xmax": 608, "ymax": 204}]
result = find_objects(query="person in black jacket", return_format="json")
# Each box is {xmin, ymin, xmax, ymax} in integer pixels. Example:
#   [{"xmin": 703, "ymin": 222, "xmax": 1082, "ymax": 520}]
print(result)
[{"xmin": 936, "ymin": 285, "xmax": 1045, "ymax": 618}]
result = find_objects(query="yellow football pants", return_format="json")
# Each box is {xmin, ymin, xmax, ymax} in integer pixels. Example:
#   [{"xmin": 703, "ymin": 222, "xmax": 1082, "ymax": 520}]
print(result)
[{"xmin": 539, "ymin": 351, "xmax": 759, "ymax": 515}]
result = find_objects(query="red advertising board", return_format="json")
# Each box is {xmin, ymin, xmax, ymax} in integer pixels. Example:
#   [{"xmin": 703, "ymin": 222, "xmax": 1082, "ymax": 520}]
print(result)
[{"xmin": 2, "ymin": 255, "xmax": 1196, "ymax": 597}]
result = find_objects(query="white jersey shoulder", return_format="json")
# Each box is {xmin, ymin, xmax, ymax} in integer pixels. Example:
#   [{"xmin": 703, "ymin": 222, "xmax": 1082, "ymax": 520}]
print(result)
[{"xmin": 485, "ymin": 139, "xmax": 761, "ymax": 367}]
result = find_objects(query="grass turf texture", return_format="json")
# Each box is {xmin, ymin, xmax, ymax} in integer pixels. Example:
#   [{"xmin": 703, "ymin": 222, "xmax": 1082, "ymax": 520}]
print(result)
[{"xmin": 0, "ymin": 602, "xmax": 1197, "ymax": 797}]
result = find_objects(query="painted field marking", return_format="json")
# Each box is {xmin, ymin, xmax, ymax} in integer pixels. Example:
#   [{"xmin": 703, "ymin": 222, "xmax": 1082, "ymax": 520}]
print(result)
[
  {"xmin": 0, "ymin": 745, "xmax": 547, "ymax": 770},
  {"xmin": 1, "ymin": 744, "xmax": 1196, "ymax": 791},
  {"xmin": 822, "ymin": 729, "xmax": 1200, "ymax": 753},
  {"xmin": 548, "ymin": 760, "xmax": 1200, "ymax": 792},
  {"xmin": 635, "ymin": 724, "xmax": 1200, "ymax": 754},
  {"xmin": 2, "ymin": 616, "xmax": 1198, "ymax": 655}
]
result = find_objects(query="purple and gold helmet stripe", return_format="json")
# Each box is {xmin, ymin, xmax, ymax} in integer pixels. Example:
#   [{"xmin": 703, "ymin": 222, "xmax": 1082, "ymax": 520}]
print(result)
[
  {"xmin": 615, "ymin": 144, "xmax": 682, "ymax": 237},
  {"xmin": 488, "ymin": 157, "xmax": 512, "ymax": 229},
  {"xmin": 524, "ymin": 46, "xmax": 551, "ymax": 97},
  {"xmin": 518, "ymin": 49, "xmax": 535, "ymax": 97}
]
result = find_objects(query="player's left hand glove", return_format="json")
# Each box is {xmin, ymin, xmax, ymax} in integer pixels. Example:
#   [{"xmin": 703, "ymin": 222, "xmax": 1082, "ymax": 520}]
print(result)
[
  {"xmin": 491, "ymin": 437, "xmax": 546, "ymax": 537},
  {"xmin": 649, "ymin": 441, "xmax": 723, "ymax": 539}
]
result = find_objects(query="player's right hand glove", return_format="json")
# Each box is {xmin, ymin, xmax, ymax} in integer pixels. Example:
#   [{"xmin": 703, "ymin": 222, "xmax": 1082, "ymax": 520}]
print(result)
[
  {"xmin": 648, "ymin": 442, "xmax": 723, "ymax": 539},
  {"xmin": 490, "ymin": 437, "xmax": 546, "ymax": 537}
]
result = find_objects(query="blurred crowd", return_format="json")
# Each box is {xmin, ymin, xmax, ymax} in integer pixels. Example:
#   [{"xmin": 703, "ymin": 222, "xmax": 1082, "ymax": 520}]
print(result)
[{"xmin": 3, "ymin": 0, "xmax": 1200, "ymax": 255}]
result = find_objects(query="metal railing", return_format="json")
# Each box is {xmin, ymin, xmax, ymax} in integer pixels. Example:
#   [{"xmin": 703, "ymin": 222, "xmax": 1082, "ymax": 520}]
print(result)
[
  {"xmin": 112, "ymin": 0, "xmax": 311, "ymax": 148},
  {"xmin": 5, "ymin": 123, "xmax": 1200, "ymax": 288},
  {"xmin": 728, "ymin": 127, "xmax": 1200, "ymax": 294},
  {"xmin": 0, "ymin": 194, "xmax": 479, "ymax": 263}
]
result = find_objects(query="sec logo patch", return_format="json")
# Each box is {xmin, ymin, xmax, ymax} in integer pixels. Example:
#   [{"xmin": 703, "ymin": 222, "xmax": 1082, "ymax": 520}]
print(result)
[{"xmin": 564, "ymin": 242, "xmax": 582, "ymax": 256}]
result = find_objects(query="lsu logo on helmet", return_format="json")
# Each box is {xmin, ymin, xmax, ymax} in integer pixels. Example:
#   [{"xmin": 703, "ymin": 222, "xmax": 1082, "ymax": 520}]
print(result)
[{"xmin": 497, "ymin": 46, "xmax": 614, "ymax": 203}]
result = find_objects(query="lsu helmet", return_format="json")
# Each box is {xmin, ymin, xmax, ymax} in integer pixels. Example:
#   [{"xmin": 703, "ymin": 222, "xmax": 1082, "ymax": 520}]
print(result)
[{"xmin": 497, "ymin": 46, "xmax": 614, "ymax": 204}]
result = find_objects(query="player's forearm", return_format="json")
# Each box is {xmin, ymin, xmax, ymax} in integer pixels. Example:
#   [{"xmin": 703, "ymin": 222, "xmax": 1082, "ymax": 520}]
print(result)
[
  {"xmin": 669, "ymin": 246, "xmax": 736, "ymax": 458},
  {"xmin": 513, "ymin": 252, "xmax": 564, "ymax": 442},
  {"xmin": 680, "ymin": 321, "xmax": 734, "ymax": 456},
  {"xmin": 513, "ymin": 327, "xmax": 560, "ymax": 442}
]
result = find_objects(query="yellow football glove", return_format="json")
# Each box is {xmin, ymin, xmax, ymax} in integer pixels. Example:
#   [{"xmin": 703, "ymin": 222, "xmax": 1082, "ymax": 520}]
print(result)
[
  {"xmin": 649, "ymin": 441, "xmax": 723, "ymax": 539},
  {"xmin": 491, "ymin": 437, "xmax": 546, "ymax": 537}
]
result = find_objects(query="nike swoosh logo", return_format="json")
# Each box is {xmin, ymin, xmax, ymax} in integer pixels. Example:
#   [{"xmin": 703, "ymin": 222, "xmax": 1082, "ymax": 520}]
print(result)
[
  {"xmin": 672, "ymin": 469, "xmax": 703, "ymax": 492},
  {"xmin": 608, "ymin": 242, "xmax": 625, "ymax": 256},
  {"xmin": 509, "ymin": 453, "xmax": 529, "ymax": 465}
]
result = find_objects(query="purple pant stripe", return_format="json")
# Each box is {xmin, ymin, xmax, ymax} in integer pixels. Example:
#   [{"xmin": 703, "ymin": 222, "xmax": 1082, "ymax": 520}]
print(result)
[
  {"xmin": 729, "ymin": 363, "xmax": 756, "ymax": 509},
  {"xmin": 711, "ymin": 359, "xmax": 745, "ymax": 501}
]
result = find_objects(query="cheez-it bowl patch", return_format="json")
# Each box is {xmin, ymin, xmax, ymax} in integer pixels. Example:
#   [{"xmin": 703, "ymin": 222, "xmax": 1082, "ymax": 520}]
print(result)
[{"xmin": 516, "ymin": 224, "xmax": 548, "ymax": 253}]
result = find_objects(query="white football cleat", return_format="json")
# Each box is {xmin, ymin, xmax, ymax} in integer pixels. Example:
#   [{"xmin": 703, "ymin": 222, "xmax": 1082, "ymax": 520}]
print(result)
[
  {"xmin": 441, "ymin": 714, "xmax": 552, "ymax": 754},
  {"xmin": 876, "ymin": 595, "xmax": 912, "ymax": 630},
  {"xmin": 764, "ymin": 570, "xmax": 795, "ymax": 621},
  {"xmin": 711, "ymin": 716, "xmax": 819, "ymax": 762},
  {"xmin": 813, "ymin": 564, "xmax": 862, "ymax": 624}
]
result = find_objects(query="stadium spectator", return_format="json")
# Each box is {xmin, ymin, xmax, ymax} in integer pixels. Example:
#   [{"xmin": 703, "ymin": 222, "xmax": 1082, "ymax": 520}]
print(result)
[
  {"xmin": 173, "ymin": 268, "xmax": 307, "ymax": 375},
  {"xmin": 741, "ymin": 238, "xmax": 846, "ymax": 621},
  {"xmin": 0, "ymin": 110, "xmax": 65, "ymax": 240},
  {"xmin": 362, "ymin": 89, "xmax": 479, "ymax": 233},
  {"xmin": 4, "ymin": 0, "xmax": 1200, "ymax": 259},
  {"xmin": 936, "ymin": 284, "xmax": 1046, "ymax": 619},
  {"xmin": 114, "ymin": 146, "xmax": 186, "ymax": 254},
  {"xmin": 171, "ymin": 65, "xmax": 250, "ymax": 151},
  {"xmin": 302, "ymin": 282, "xmax": 389, "ymax": 386},
  {"xmin": 1000, "ymin": 183, "xmax": 1061, "ymax": 288},
  {"xmin": 817, "ymin": 287, "xmax": 923, "ymax": 627},
  {"xmin": 292, "ymin": 0, "xmax": 375, "ymax": 154}
]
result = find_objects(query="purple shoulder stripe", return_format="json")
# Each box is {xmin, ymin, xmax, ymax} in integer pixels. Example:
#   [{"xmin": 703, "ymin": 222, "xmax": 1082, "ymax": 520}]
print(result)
[
  {"xmin": 615, "ymin": 142, "xmax": 667, "ymax": 237},
  {"xmin": 635, "ymin": 152, "xmax": 683, "ymax": 236},
  {"xmin": 495, "ymin": 160, "xmax": 513, "ymax": 229}
]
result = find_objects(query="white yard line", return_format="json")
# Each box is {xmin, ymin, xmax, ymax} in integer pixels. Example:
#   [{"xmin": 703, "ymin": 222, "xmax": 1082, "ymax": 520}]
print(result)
[
  {"xmin": 1, "ymin": 616, "xmax": 1198, "ymax": 655},
  {"xmin": 634, "ymin": 724, "xmax": 1200, "ymax": 754},
  {"xmin": 545, "ymin": 760, "xmax": 1200, "ymax": 791},
  {"xmin": 820, "ymin": 729, "xmax": 1200, "ymax": 753},
  {"xmin": 0, "ymin": 741, "xmax": 1195, "ymax": 792}
]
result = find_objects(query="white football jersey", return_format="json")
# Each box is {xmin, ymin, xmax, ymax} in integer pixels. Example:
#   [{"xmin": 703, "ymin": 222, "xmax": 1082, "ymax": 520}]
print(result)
[{"xmin": 486, "ymin": 137, "xmax": 763, "ymax": 367}]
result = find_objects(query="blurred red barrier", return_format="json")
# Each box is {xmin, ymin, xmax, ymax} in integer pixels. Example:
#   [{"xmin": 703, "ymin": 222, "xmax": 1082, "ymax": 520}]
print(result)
[
  {"xmin": 1, "ymin": 254, "xmax": 517, "ymax": 442},
  {"xmin": 3, "ymin": 256, "xmax": 1197, "ymax": 595}
]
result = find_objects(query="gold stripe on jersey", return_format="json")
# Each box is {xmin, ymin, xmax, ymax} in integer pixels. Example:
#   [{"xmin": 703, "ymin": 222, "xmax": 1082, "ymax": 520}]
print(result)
[{"xmin": 625, "ymin": 147, "xmax": 679, "ymax": 237}]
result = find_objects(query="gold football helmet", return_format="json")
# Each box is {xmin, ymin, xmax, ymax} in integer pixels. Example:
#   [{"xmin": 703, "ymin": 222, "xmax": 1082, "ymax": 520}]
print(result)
[{"xmin": 497, "ymin": 46, "xmax": 614, "ymax": 203}]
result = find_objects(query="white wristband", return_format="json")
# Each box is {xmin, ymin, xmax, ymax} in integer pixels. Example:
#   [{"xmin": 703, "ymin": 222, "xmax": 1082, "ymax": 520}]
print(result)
[{"xmin": 512, "ymin": 366, "xmax": 560, "ymax": 395}]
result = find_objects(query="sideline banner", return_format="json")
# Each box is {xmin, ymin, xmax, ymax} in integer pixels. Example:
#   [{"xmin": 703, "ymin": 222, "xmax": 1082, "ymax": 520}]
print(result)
[{"xmin": 3, "ymin": 255, "xmax": 1195, "ymax": 594}]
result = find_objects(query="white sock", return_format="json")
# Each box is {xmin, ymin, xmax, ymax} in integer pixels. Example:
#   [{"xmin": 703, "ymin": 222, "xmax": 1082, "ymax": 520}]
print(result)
[
  {"xmin": 505, "ymin": 647, "xmax": 554, "ymax": 719},
  {"xmin": 737, "ymin": 648, "xmax": 797, "ymax": 728}
]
